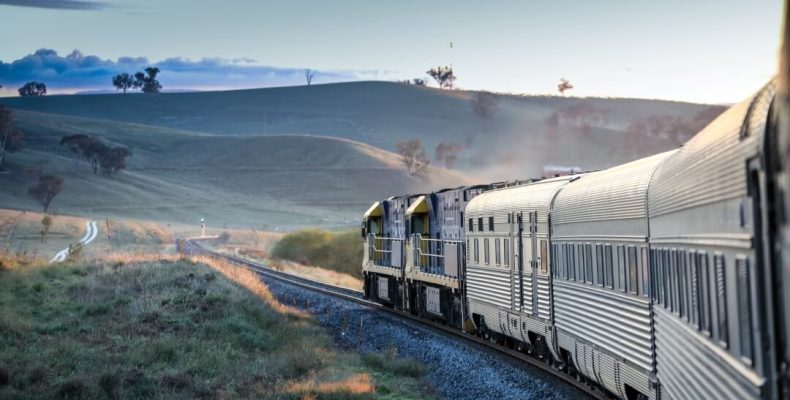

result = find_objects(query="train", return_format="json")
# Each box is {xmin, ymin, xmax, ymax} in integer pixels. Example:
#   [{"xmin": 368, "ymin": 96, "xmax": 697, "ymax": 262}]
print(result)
[{"xmin": 361, "ymin": 77, "xmax": 790, "ymax": 400}]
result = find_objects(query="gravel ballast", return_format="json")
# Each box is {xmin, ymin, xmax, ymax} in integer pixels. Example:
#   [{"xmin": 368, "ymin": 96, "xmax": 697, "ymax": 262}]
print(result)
[{"xmin": 263, "ymin": 276, "xmax": 586, "ymax": 400}]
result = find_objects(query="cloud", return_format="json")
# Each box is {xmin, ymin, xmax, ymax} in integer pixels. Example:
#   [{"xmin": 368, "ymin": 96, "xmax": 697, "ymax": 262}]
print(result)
[
  {"xmin": 0, "ymin": 49, "xmax": 372, "ymax": 94},
  {"xmin": 0, "ymin": 0, "xmax": 107, "ymax": 10}
]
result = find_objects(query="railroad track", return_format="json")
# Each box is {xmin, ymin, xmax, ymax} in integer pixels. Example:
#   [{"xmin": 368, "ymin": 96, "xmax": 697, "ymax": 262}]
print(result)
[{"xmin": 183, "ymin": 238, "xmax": 608, "ymax": 400}]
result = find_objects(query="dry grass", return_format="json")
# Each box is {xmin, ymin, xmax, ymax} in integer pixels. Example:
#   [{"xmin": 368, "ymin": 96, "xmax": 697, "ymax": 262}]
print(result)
[{"xmin": 0, "ymin": 252, "xmax": 434, "ymax": 399}]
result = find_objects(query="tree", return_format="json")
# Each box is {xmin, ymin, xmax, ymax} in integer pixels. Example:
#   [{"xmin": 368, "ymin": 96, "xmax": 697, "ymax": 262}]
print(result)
[
  {"xmin": 557, "ymin": 78, "xmax": 573, "ymax": 95},
  {"xmin": 435, "ymin": 142, "xmax": 463, "ymax": 169},
  {"xmin": 0, "ymin": 105, "xmax": 23, "ymax": 169},
  {"xmin": 98, "ymin": 145, "xmax": 132, "ymax": 176},
  {"xmin": 112, "ymin": 73, "xmax": 135, "ymax": 94},
  {"xmin": 305, "ymin": 69, "xmax": 315, "ymax": 86},
  {"xmin": 28, "ymin": 175, "xmax": 63, "ymax": 213},
  {"xmin": 18, "ymin": 82, "xmax": 47, "ymax": 97},
  {"xmin": 134, "ymin": 67, "xmax": 162, "ymax": 93},
  {"xmin": 426, "ymin": 66, "xmax": 456, "ymax": 89},
  {"xmin": 40, "ymin": 215, "xmax": 53, "ymax": 243},
  {"xmin": 396, "ymin": 139, "xmax": 430, "ymax": 176},
  {"xmin": 59, "ymin": 134, "xmax": 132, "ymax": 176},
  {"xmin": 471, "ymin": 91, "xmax": 499, "ymax": 119}
]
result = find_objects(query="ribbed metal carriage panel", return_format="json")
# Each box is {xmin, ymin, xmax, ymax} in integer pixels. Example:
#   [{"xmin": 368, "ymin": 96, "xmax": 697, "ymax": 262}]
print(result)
[
  {"xmin": 465, "ymin": 176, "xmax": 575, "ymax": 223},
  {"xmin": 554, "ymin": 281, "xmax": 653, "ymax": 372},
  {"xmin": 552, "ymin": 151, "xmax": 676, "ymax": 236},
  {"xmin": 654, "ymin": 308, "xmax": 762, "ymax": 400},
  {"xmin": 469, "ymin": 300, "xmax": 502, "ymax": 334},
  {"xmin": 537, "ymin": 275, "xmax": 551, "ymax": 320},
  {"xmin": 467, "ymin": 266, "xmax": 511, "ymax": 309},
  {"xmin": 649, "ymin": 83, "xmax": 774, "ymax": 219}
]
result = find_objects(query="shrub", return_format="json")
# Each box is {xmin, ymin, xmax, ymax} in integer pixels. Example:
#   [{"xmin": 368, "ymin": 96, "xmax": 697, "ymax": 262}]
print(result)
[{"xmin": 272, "ymin": 229, "xmax": 362, "ymax": 277}]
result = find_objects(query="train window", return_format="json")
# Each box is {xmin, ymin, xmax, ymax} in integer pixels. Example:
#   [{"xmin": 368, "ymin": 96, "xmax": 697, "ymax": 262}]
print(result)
[
  {"xmin": 616, "ymin": 245, "xmax": 626, "ymax": 291},
  {"xmin": 678, "ymin": 250, "xmax": 687, "ymax": 320},
  {"xmin": 596, "ymin": 244, "xmax": 604, "ymax": 286},
  {"xmin": 662, "ymin": 249, "xmax": 670, "ymax": 308},
  {"xmin": 641, "ymin": 247, "xmax": 649, "ymax": 297},
  {"xmin": 689, "ymin": 251, "xmax": 699, "ymax": 327},
  {"xmin": 503, "ymin": 239, "xmax": 510, "ymax": 266},
  {"xmin": 460, "ymin": 212, "xmax": 464, "ymax": 227},
  {"xmin": 604, "ymin": 245, "xmax": 614, "ymax": 289},
  {"xmin": 474, "ymin": 238, "xmax": 479, "ymax": 263},
  {"xmin": 488, "ymin": 217, "xmax": 494, "ymax": 231},
  {"xmin": 484, "ymin": 238, "xmax": 490, "ymax": 265},
  {"xmin": 714, "ymin": 253, "xmax": 728, "ymax": 348},
  {"xmin": 736, "ymin": 256, "xmax": 753, "ymax": 365},
  {"xmin": 495, "ymin": 238, "xmax": 501, "ymax": 265},
  {"xmin": 585, "ymin": 244, "xmax": 593, "ymax": 284},
  {"xmin": 551, "ymin": 244, "xmax": 558, "ymax": 278},
  {"xmin": 628, "ymin": 246, "xmax": 639, "ymax": 295},
  {"xmin": 669, "ymin": 249, "xmax": 678, "ymax": 312},
  {"xmin": 568, "ymin": 245, "xmax": 576, "ymax": 281},
  {"xmin": 699, "ymin": 252, "xmax": 711, "ymax": 335},
  {"xmin": 468, "ymin": 218, "xmax": 473, "ymax": 232},
  {"xmin": 576, "ymin": 244, "xmax": 584, "ymax": 282},
  {"xmin": 478, "ymin": 218, "xmax": 483, "ymax": 232},
  {"xmin": 540, "ymin": 240, "xmax": 548, "ymax": 275}
]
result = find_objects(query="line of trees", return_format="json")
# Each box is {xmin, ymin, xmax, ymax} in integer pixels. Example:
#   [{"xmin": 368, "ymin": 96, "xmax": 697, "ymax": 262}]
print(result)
[
  {"xmin": 112, "ymin": 67, "xmax": 162, "ymax": 93},
  {"xmin": 59, "ymin": 134, "xmax": 132, "ymax": 176}
]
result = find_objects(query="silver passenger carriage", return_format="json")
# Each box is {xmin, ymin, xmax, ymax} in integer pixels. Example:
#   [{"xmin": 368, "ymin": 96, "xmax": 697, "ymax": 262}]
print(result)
[
  {"xmin": 464, "ymin": 176, "xmax": 576, "ymax": 358},
  {"xmin": 648, "ymin": 82, "xmax": 781, "ymax": 399},
  {"xmin": 550, "ymin": 150, "xmax": 676, "ymax": 400}
]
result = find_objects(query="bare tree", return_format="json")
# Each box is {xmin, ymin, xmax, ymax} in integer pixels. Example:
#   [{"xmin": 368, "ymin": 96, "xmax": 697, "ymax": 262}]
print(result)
[
  {"xmin": 435, "ymin": 142, "xmax": 463, "ymax": 169},
  {"xmin": 28, "ymin": 175, "xmax": 63, "ymax": 213},
  {"xmin": 0, "ymin": 105, "xmax": 23, "ymax": 169},
  {"xmin": 557, "ymin": 78, "xmax": 573, "ymax": 95},
  {"xmin": 471, "ymin": 91, "xmax": 499, "ymax": 119},
  {"xmin": 396, "ymin": 139, "xmax": 430, "ymax": 176},
  {"xmin": 112, "ymin": 73, "xmax": 135, "ymax": 94},
  {"xmin": 426, "ymin": 66, "xmax": 456, "ymax": 89},
  {"xmin": 305, "ymin": 69, "xmax": 316, "ymax": 86}
]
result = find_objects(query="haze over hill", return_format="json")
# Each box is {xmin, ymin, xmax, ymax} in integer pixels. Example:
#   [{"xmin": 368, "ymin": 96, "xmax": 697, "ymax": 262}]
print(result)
[
  {"xmin": 0, "ymin": 81, "xmax": 722, "ymax": 228},
  {"xmin": 3, "ymin": 81, "xmax": 720, "ymax": 180}
]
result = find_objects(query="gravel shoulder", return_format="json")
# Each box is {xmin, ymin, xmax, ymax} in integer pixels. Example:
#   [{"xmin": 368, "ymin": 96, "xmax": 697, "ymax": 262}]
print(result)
[{"xmin": 263, "ymin": 275, "xmax": 588, "ymax": 400}]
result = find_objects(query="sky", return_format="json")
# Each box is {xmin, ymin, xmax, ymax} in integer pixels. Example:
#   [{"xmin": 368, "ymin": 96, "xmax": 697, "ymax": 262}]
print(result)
[{"xmin": 0, "ymin": 0, "xmax": 784, "ymax": 103}]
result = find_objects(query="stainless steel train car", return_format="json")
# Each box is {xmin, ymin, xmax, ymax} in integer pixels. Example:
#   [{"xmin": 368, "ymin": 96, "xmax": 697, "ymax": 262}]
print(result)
[
  {"xmin": 360, "ymin": 79, "xmax": 790, "ymax": 400},
  {"xmin": 551, "ymin": 150, "xmax": 675, "ymax": 399},
  {"xmin": 648, "ymin": 82, "xmax": 780, "ymax": 399}
]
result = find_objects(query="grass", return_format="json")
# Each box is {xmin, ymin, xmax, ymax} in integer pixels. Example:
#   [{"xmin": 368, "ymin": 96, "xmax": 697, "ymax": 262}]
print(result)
[
  {"xmin": 0, "ymin": 253, "xmax": 434, "ymax": 399},
  {"xmin": 272, "ymin": 229, "xmax": 363, "ymax": 279}
]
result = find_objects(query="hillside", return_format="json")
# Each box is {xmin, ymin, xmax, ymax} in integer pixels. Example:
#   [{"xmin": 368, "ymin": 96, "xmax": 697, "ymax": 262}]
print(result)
[
  {"xmin": 2, "ymin": 81, "xmax": 720, "ymax": 179},
  {"xmin": 0, "ymin": 110, "xmax": 470, "ymax": 228}
]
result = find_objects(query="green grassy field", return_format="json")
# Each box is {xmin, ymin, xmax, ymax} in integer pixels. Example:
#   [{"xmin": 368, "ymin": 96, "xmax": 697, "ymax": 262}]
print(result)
[
  {"xmin": 1, "ymin": 110, "xmax": 470, "ymax": 228},
  {"xmin": 0, "ymin": 254, "xmax": 434, "ymax": 399}
]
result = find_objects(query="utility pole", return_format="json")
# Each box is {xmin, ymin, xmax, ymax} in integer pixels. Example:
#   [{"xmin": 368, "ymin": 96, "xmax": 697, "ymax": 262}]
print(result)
[{"xmin": 201, "ymin": 218, "xmax": 206, "ymax": 238}]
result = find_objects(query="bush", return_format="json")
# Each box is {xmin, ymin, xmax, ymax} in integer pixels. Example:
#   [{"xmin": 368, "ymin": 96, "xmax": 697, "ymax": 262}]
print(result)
[{"xmin": 271, "ymin": 229, "xmax": 362, "ymax": 278}]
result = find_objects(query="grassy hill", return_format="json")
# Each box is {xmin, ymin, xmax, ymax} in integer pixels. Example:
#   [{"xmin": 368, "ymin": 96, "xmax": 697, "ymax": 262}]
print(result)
[
  {"xmin": 2, "ymin": 81, "xmax": 718, "ymax": 179},
  {"xmin": 1, "ymin": 110, "xmax": 470, "ymax": 228}
]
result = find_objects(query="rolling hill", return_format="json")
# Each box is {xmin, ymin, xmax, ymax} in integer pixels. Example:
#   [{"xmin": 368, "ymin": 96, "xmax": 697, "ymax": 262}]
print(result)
[
  {"xmin": 2, "ymin": 81, "xmax": 720, "ymax": 179},
  {"xmin": 1, "ymin": 110, "xmax": 471, "ymax": 228}
]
